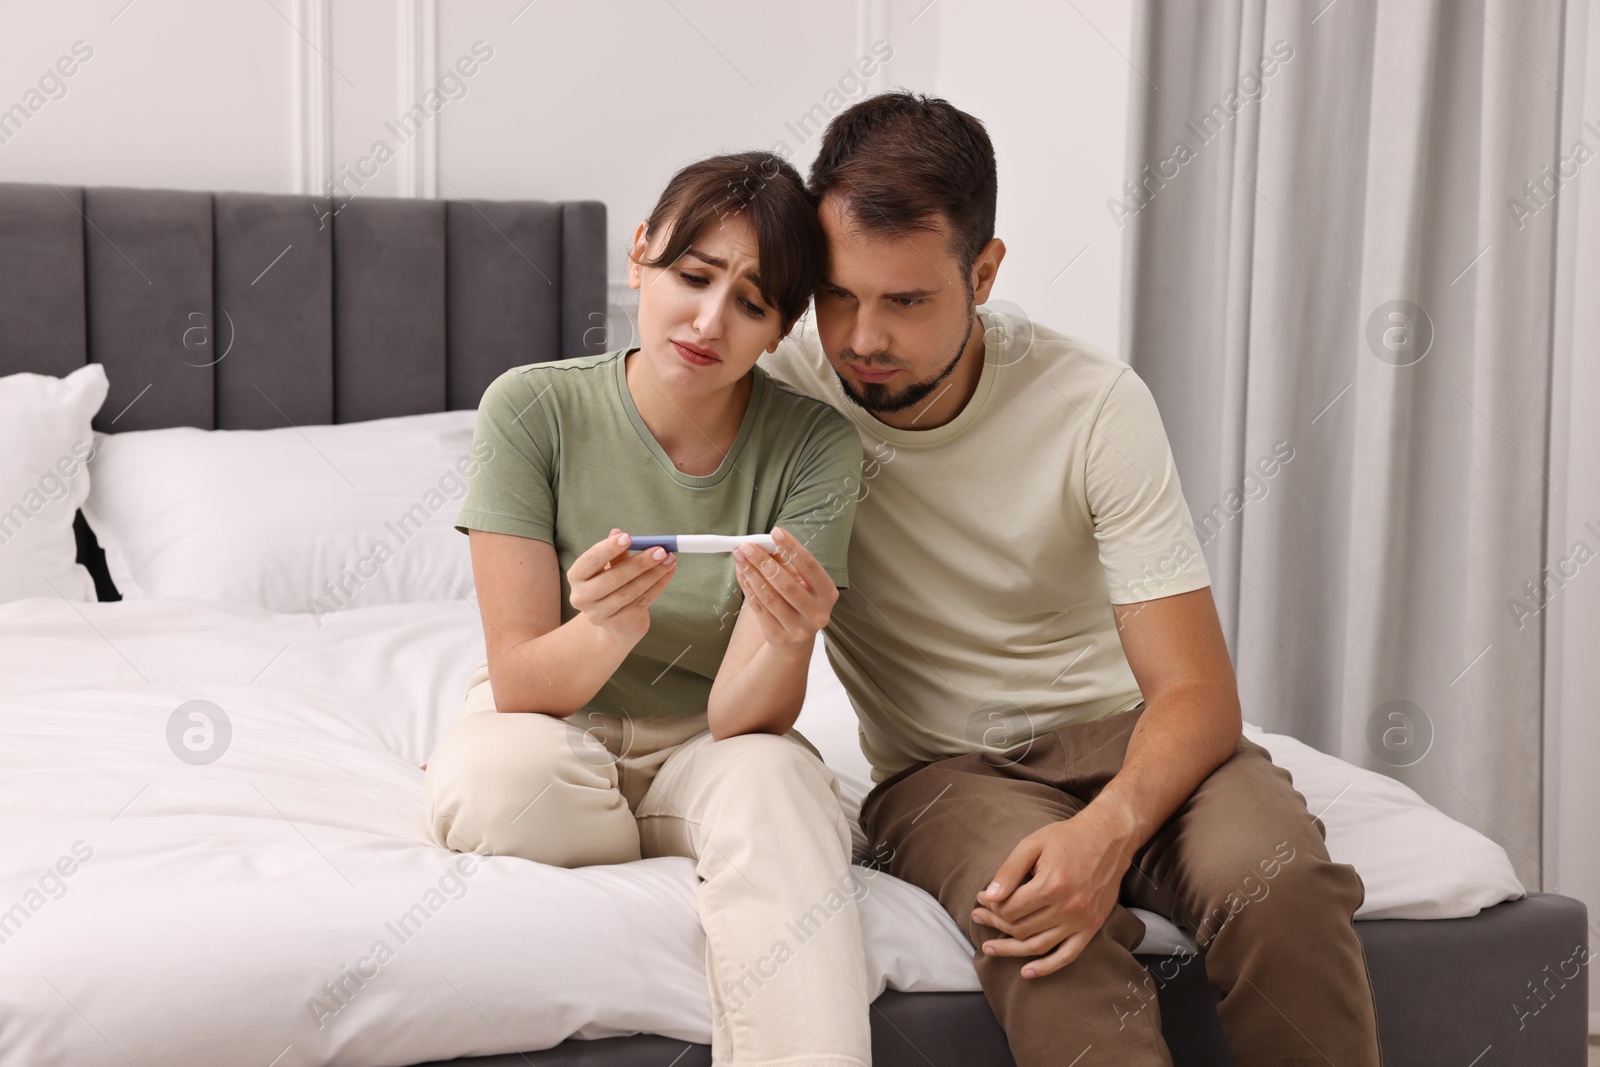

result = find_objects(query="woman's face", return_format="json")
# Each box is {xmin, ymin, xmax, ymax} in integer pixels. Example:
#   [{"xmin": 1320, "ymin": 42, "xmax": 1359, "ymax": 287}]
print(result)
[{"xmin": 627, "ymin": 211, "xmax": 786, "ymax": 396}]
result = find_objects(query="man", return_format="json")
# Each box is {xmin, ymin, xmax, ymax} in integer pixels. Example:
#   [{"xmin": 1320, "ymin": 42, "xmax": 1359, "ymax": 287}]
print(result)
[{"xmin": 757, "ymin": 92, "xmax": 1382, "ymax": 1067}]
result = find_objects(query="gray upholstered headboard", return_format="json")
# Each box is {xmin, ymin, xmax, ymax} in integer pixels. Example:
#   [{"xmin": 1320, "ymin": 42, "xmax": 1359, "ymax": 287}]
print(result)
[
  {"xmin": 0, "ymin": 180, "xmax": 607, "ymax": 597},
  {"xmin": 0, "ymin": 181, "xmax": 607, "ymax": 430}
]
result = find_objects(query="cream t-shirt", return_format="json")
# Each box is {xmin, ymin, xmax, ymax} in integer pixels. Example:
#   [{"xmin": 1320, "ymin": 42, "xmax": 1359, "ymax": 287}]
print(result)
[{"xmin": 759, "ymin": 306, "xmax": 1212, "ymax": 783}]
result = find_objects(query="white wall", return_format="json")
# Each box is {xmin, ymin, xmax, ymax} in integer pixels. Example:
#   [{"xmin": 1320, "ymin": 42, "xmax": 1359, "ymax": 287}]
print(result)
[
  {"xmin": 0, "ymin": 2, "xmax": 297, "ymax": 192},
  {"xmin": 930, "ymin": 0, "xmax": 1133, "ymax": 351},
  {"xmin": 429, "ymin": 0, "xmax": 1132, "ymax": 356},
  {"xmin": 0, "ymin": 0, "xmax": 1131, "ymax": 358}
]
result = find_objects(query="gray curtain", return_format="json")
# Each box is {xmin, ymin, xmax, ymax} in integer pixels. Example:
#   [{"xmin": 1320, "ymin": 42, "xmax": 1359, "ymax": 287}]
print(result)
[{"xmin": 1120, "ymin": 0, "xmax": 1566, "ymax": 889}]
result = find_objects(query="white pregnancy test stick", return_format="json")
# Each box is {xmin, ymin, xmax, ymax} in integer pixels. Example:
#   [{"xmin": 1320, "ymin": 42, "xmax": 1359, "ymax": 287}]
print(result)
[{"xmin": 628, "ymin": 534, "xmax": 778, "ymax": 554}]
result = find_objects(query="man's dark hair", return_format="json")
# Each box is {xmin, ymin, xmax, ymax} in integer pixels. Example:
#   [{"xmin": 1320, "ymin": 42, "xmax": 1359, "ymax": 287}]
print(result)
[
  {"xmin": 809, "ymin": 91, "xmax": 998, "ymax": 282},
  {"xmin": 637, "ymin": 150, "xmax": 824, "ymax": 332}
]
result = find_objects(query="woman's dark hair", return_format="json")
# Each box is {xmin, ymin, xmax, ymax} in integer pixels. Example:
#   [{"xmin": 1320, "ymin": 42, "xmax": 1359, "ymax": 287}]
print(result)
[{"xmin": 636, "ymin": 151, "xmax": 825, "ymax": 332}]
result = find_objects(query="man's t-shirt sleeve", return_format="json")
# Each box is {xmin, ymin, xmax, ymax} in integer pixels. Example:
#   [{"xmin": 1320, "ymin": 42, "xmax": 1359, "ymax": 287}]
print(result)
[
  {"xmin": 454, "ymin": 368, "xmax": 558, "ymax": 544},
  {"xmin": 771, "ymin": 408, "xmax": 863, "ymax": 591},
  {"xmin": 1084, "ymin": 367, "xmax": 1211, "ymax": 604}
]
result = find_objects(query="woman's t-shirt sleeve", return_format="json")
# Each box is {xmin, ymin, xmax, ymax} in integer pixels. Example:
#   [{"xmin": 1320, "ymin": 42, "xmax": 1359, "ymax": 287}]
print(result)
[
  {"xmin": 772, "ymin": 408, "xmax": 863, "ymax": 590},
  {"xmin": 454, "ymin": 368, "xmax": 558, "ymax": 544}
]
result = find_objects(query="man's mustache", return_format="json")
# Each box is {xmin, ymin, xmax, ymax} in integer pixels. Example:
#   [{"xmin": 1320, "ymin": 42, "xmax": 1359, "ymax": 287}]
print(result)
[{"xmin": 839, "ymin": 348, "xmax": 909, "ymax": 371}]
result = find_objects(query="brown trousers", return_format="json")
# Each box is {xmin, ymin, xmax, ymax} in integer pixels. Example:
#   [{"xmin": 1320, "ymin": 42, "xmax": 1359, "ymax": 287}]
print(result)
[{"xmin": 859, "ymin": 704, "xmax": 1384, "ymax": 1067}]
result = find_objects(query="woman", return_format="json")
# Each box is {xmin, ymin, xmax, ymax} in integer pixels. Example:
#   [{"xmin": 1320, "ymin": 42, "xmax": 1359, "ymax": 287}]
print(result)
[{"xmin": 422, "ymin": 151, "xmax": 871, "ymax": 1065}]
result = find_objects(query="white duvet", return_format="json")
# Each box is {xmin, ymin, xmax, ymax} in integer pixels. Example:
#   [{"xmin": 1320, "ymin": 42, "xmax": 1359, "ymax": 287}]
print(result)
[{"xmin": 0, "ymin": 597, "xmax": 1523, "ymax": 1067}]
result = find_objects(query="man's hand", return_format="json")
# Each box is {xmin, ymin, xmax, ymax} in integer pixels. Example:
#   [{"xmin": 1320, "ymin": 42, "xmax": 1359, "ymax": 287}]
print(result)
[
  {"xmin": 969, "ymin": 810, "xmax": 1134, "ymax": 979},
  {"xmin": 970, "ymin": 587, "xmax": 1242, "ymax": 981}
]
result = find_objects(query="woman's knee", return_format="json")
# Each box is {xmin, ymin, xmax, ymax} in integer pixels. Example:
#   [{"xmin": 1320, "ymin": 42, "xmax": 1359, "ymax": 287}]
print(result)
[
  {"xmin": 706, "ymin": 730, "xmax": 835, "ymax": 795},
  {"xmin": 423, "ymin": 710, "xmax": 629, "ymax": 863},
  {"xmin": 691, "ymin": 732, "xmax": 850, "ymax": 850},
  {"xmin": 427, "ymin": 709, "xmax": 572, "ymax": 793}
]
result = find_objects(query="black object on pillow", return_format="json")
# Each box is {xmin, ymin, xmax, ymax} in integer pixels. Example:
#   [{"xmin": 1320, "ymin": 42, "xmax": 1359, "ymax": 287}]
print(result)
[{"xmin": 72, "ymin": 510, "xmax": 118, "ymax": 602}]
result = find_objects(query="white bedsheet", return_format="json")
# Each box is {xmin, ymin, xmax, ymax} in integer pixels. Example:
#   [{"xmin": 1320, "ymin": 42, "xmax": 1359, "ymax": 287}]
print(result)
[{"xmin": 0, "ymin": 597, "xmax": 1523, "ymax": 1066}]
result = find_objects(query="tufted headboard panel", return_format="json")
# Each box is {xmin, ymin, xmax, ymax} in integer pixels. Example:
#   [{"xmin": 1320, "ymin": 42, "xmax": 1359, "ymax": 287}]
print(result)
[{"xmin": 0, "ymin": 181, "xmax": 607, "ymax": 431}]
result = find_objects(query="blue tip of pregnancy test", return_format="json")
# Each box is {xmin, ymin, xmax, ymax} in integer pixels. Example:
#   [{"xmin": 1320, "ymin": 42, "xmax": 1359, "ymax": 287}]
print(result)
[{"xmin": 627, "ymin": 536, "xmax": 678, "ymax": 552}]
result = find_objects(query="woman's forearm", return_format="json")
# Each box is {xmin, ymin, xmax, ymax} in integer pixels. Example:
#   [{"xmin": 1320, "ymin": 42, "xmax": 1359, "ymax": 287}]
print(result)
[
  {"xmin": 706, "ymin": 638, "xmax": 812, "ymax": 739},
  {"xmin": 488, "ymin": 613, "xmax": 636, "ymax": 716}
]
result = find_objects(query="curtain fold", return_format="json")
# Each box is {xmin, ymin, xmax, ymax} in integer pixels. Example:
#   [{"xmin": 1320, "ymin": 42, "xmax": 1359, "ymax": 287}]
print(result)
[{"xmin": 1121, "ymin": 0, "xmax": 1565, "ymax": 888}]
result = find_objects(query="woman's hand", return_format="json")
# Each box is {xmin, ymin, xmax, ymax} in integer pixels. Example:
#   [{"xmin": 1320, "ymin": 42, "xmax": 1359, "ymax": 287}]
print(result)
[
  {"xmin": 732, "ymin": 527, "xmax": 838, "ymax": 650},
  {"xmin": 566, "ymin": 530, "xmax": 676, "ymax": 644}
]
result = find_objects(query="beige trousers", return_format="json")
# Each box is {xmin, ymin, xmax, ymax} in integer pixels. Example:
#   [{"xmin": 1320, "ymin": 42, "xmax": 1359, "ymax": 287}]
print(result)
[{"xmin": 423, "ymin": 659, "xmax": 873, "ymax": 1067}]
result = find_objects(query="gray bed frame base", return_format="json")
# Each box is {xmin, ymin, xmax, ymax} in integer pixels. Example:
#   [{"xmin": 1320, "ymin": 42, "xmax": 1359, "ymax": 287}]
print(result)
[
  {"xmin": 416, "ymin": 894, "xmax": 1589, "ymax": 1067},
  {"xmin": 0, "ymin": 182, "xmax": 1588, "ymax": 1067}
]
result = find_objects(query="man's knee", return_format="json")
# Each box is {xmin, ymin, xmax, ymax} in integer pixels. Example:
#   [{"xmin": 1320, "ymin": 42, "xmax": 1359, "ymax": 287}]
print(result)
[
  {"xmin": 869, "ymin": 812, "xmax": 1020, "ymax": 944},
  {"xmin": 1189, "ymin": 836, "xmax": 1362, "ymax": 951},
  {"xmin": 862, "ymin": 767, "xmax": 1051, "ymax": 909}
]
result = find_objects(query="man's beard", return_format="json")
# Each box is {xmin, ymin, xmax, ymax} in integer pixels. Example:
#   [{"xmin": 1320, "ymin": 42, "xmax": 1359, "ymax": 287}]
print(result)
[{"xmin": 832, "ymin": 302, "xmax": 974, "ymax": 415}]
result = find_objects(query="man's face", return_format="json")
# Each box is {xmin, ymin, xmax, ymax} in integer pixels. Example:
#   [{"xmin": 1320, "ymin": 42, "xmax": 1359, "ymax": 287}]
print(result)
[{"xmin": 811, "ymin": 194, "xmax": 976, "ymax": 414}]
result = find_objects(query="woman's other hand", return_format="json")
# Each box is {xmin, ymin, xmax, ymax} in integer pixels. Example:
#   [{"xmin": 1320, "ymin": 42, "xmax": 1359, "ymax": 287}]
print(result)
[
  {"xmin": 567, "ymin": 530, "xmax": 677, "ymax": 643},
  {"xmin": 732, "ymin": 527, "xmax": 838, "ymax": 650}
]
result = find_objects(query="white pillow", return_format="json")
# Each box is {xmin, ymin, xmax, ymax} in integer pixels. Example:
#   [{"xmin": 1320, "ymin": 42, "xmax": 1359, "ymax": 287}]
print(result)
[
  {"xmin": 82, "ymin": 409, "xmax": 486, "ymax": 615},
  {"xmin": 0, "ymin": 364, "xmax": 109, "ymax": 605},
  {"xmin": 1240, "ymin": 723, "xmax": 1526, "ymax": 919}
]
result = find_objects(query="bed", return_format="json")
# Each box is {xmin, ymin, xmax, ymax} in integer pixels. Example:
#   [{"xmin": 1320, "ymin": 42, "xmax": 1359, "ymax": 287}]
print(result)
[{"xmin": 0, "ymin": 180, "xmax": 1588, "ymax": 1067}]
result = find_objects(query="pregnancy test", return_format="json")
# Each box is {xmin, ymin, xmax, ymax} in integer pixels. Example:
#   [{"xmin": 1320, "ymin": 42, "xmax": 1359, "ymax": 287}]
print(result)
[{"xmin": 627, "ymin": 534, "xmax": 778, "ymax": 554}]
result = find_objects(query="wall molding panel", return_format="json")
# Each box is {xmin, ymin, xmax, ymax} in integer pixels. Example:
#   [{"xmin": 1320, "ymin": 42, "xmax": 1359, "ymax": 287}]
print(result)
[
  {"xmin": 398, "ymin": 0, "xmax": 440, "ymax": 199},
  {"xmin": 856, "ymin": 0, "xmax": 892, "ymax": 94},
  {"xmin": 292, "ymin": 0, "xmax": 332, "ymax": 197}
]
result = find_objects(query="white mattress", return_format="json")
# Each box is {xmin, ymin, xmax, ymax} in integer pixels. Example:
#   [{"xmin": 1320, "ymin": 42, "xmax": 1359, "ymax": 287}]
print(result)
[{"xmin": 0, "ymin": 597, "xmax": 1523, "ymax": 1066}]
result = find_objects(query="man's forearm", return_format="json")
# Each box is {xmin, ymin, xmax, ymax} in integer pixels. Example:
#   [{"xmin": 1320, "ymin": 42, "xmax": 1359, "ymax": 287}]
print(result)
[{"xmin": 1080, "ymin": 682, "xmax": 1242, "ymax": 854}]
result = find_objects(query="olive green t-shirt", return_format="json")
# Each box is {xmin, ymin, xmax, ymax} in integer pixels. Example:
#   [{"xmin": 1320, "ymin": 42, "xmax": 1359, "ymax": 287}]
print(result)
[{"xmin": 455, "ymin": 348, "xmax": 863, "ymax": 720}]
